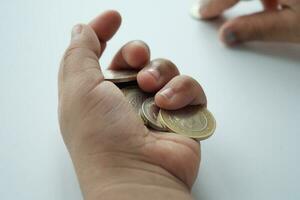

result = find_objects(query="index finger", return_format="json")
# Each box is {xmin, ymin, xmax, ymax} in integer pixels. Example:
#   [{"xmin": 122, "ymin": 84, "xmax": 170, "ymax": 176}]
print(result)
[{"xmin": 89, "ymin": 10, "xmax": 122, "ymax": 56}]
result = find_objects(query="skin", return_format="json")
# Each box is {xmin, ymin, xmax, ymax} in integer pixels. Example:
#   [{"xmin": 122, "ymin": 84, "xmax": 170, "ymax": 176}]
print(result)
[
  {"xmin": 198, "ymin": 0, "xmax": 300, "ymax": 45},
  {"xmin": 58, "ymin": 11, "xmax": 207, "ymax": 200}
]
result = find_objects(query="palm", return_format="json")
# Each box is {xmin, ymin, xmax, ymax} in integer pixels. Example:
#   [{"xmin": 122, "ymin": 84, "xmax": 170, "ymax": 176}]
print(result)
[{"xmin": 78, "ymin": 82, "xmax": 200, "ymax": 187}]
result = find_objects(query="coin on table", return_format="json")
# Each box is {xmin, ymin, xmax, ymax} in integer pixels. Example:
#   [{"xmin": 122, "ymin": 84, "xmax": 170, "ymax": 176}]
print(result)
[
  {"xmin": 159, "ymin": 106, "xmax": 216, "ymax": 141},
  {"xmin": 103, "ymin": 69, "xmax": 138, "ymax": 83},
  {"xmin": 122, "ymin": 86, "xmax": 149, "ymax": 116},
  {"xmin": 141, "ymin": 97, "xmax": 168, "ymax": 131}
]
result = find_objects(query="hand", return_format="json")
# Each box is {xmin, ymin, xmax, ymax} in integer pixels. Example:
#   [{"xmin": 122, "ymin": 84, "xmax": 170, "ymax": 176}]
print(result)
[
  {"xmin": 197, "ymin": 0, "xmax": 300, "ymax": 45},
  {"xmin": 58, "ymin": 10, "xmax": 207, "ymax": 200}
]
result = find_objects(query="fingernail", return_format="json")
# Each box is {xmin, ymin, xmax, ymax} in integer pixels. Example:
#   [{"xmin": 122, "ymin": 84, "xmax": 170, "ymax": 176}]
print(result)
[
  {"xmin": 71, "ymin": 24, "xmax": 83, "ymax": 39},
  {"xmin": 146, "ymin": 68, "xmax": 160, "ymax": 81},
  {"xmin": 224, "ymin": 30, "xmax": 238, "ymax": 44},
  {"xmin": 159, "ymin": 88, "xmax": 174, "ymax": 100}
]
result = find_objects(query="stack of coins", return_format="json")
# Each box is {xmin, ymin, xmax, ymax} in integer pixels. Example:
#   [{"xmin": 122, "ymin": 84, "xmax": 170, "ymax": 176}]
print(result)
[{"xmin": 104, "ymin": 69, "xmax": 216, "ymax": 141}]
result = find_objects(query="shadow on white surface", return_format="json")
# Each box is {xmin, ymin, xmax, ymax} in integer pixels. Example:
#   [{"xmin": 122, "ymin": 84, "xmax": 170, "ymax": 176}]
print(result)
[
  {"xmin": 236, "ymin": 42, "xmax": 300, "ymax": 64},
  {"xmin": 194, "ymin": 17, "xmax": 300, "ymax": 64}
]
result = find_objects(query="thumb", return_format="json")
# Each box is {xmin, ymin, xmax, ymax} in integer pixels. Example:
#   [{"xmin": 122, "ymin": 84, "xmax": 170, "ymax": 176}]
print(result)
[
  {"xmin": 219, "ymin": 9, "xmax": 299, "ymax": 45},
  {"xmin": 59, "ymin": 24, "xmax": 103, "ymax": 99},
  {"xmin": 59, "ymin": 11, "xmax": 122, "ymax": 98}
]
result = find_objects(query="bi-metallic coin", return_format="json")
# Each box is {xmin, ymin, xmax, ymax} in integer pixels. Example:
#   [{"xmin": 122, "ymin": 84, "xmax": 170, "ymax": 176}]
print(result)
[{"xmin": 159, "ymin": 106, "xmax": 216, "ymax": 141}]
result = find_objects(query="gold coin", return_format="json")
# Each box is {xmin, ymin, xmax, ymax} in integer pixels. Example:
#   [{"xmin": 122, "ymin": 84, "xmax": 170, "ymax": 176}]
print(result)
[
  {"xmin": 159, "ymin": 106, "xmax": 216, "ymax": 141},
  {"xmin": 140, "ymin": 109, "xmax": 148, "ymax": 125},
  {"xmin": 103, "ymin": 69, "xmax": 138, "ymax": 83},
  {"xmin": 122, "ymin": 86, "xmax": 149, "ymax": 116},
  {"xmin": 141, "ymin": 98, "xmax": 168, "ymax": 131},
  {"xmin": 157, "ymin": 109, "xmax": 165, "ymax": 127}
]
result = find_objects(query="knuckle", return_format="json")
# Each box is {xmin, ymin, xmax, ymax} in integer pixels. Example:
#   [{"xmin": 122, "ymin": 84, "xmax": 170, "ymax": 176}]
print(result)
[
  {"xmin": 62, "ymin": 30, "xmax": 100, "ymax": 67},
  {"xmin": 159, "ymin": 58, "xmax": 176, "ymax": 68},
  {"xmin": 62, "ymin": 45, "xmax": 81, "ymax": 68},
  {"xmin": 232, "ymin": 17, "xmax": 266, "ymax": 40},
  {"xmin": 62, "ymin": 45, "xmax": 98, "ymax": 71},
  {"xmin": 153, "ymin": 58, "xmax": 179, "ymax": 74},
  {"xmin": 132, "ymin": 40, "xmax": 150, "ymax": 50},
  {"xmin": 248, "ymin": 18, "xmax": 272, "ymax": 40},
  {"xmin": 177, "ymin": 75, "xmax": 196, "ymax": 91},
  {"xmin": 63, "ymin": 45, "xmax": 84, "ymax": 62},
  {"xmin": 243, "ymin": 18, "xmax": 265, "ymax": 40}
]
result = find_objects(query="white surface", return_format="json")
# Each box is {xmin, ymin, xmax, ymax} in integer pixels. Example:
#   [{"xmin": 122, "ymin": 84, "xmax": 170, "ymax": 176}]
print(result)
[{"xmin": 1, "ymin": 0, "xmax": 300, "ymax": 199}]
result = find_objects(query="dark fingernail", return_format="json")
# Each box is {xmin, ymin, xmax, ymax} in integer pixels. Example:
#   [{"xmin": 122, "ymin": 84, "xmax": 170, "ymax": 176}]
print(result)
[
  {"xmin": 159, "ymin": 88, "xmax": 174, "ymax": 99},
  {"xmin": 224, "ymin": 30, "xmax": 238, "ymax": 44}
]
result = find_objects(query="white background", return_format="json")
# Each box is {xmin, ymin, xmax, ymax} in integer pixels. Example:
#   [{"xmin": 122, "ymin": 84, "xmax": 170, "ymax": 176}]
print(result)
[{"xmin": 0, "ymin": 0, "xmax": 300, "ymax": 199}]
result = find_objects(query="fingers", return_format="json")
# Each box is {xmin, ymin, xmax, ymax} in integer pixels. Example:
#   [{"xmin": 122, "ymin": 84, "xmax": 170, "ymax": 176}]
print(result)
[
  {"xmin": 59, "ymin": 24, "xmax": 103, "ymax": 96},
  {"xmin": 197, "ymin": 0, "xmax": 278, "ymax": 19},
  {"xmin": 115, "ymin": 56, "xmax": 206, "ymax": 110},
  {"xmin": 89, "ymin": 10, "xmax": 122, "ymax": 56},
  {"xmin": 109, "ymin": 40, "xmax": 150, "ymax": 70},
  {"xmin": 219, "ymin": 8, "xmax": 300, "ymax": 44},
  {"xmin": 155, "ymin": 75, "xmax": 207, "ymax": 110},
  {"xmin": 198, "ymin": 0, "xmax": 239, "ymax": 19},
  {"xmin": 137, "ymin": 59, "xmax": 180, "ymax": 93}
]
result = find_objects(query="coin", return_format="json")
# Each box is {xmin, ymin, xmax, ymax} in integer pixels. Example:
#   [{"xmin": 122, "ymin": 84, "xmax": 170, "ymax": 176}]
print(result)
[
  {"xmin": 103, "ymin": 69, "xmax": 138, "ymax": 83},
  {"xmin": 122, "ymin": 86, "xmax": 149, "ymax": 116},
  {"xmin": 116, "ymin": 80, "xmax": 138, "ymax": 89},
  {"xmin": 159, "ymin": 106, "xmax": 216, "ymax": 141},
  {"xmin": 141, "ymin": 98, "xmax": 168, "ymax": 131},
  {"xmin": 140, "ymin": 109, "xmax": 148, "ymax": 125},
  {"xmin": 107, "ymin": 69, "xmax": 216, "ymax": 141}
]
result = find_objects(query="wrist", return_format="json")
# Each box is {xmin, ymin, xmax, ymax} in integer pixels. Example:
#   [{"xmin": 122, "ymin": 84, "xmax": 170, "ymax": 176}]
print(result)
[{"xmin": 72, "ymin": 152, "xmax": 193, "ymax": 200}]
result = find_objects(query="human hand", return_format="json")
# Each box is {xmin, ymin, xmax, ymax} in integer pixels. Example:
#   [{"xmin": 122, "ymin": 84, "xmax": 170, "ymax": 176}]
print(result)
[
  {"xmin": 58, "ymin": 10, "xmax": 207, "ymax": 200},
  {"xmin": 196, "ymin": 0, "xmax": 300, "ymax": 45}
]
